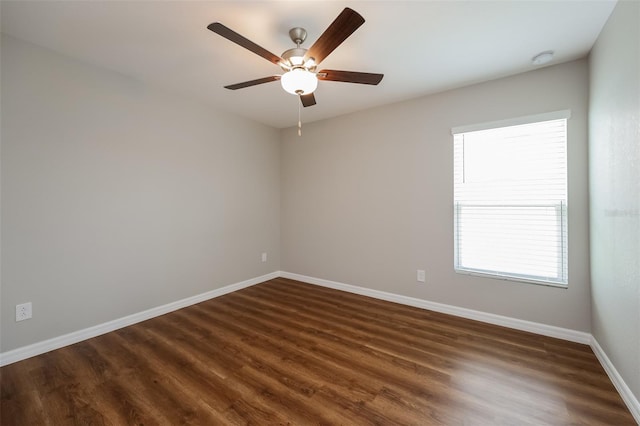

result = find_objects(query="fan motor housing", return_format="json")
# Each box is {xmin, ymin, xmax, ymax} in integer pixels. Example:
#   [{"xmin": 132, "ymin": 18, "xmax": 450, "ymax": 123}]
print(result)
[{"xmin": 282, "ymin": 47, "xmax": 308, "ymax": 67}]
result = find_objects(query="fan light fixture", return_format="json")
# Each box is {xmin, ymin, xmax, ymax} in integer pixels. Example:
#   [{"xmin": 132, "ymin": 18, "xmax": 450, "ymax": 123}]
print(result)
[
  {"xmin": 207, "ymin": 8, "xmax": 385, "ymax": 136},
  {"xmin": 280, "ymin": 68, "xmax": 318, "ymax": 95}
]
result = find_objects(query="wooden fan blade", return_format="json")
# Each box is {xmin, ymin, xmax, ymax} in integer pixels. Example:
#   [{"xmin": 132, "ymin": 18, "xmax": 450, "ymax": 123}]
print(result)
[
  {"xmin": 224, "ymin": 76, "xmax": 280, "ymax": 90},
  {"xmin": 208, "ymin": 23, "xmax": 283, "ymax": 65},
  {"xmin": 318, "ymin": 70, "xmax": 384, "ymax": 85},
  {"xmin": 300, "ymin": 93, "xmax": 316, "ymax": 107},
  {"xmin": 305, "ymin": 8, "xmax": 365, "ymax": 65}
]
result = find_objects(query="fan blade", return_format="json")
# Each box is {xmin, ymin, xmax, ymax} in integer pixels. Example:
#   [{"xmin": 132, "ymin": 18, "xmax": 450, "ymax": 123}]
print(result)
[
  {"xmin": 318, "ymin": 70, "xmax": 383, "ymax": 85},
  {"xmin": 300, "ymin": 93, "xmax": 316, "ymax": 107},
  {"xmin": 208, "ymin": 23, "xmax": 283, "ymax": 65},
  {"xmin": 305, "ymin": 8, "xmax": 365, "ymax": 65},
  {"xmin": 224, "ymin": 76, "xmax": 280, "ymax": 90}
]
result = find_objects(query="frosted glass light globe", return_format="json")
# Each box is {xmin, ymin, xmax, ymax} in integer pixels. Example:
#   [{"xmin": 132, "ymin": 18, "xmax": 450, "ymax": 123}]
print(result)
[{"xmin": 281, "ymin": 69, "xmax": 318, "ymax": 95}]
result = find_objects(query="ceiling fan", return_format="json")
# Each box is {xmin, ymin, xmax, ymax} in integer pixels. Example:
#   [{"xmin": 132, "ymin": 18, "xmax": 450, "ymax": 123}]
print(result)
[{"xmin": 207, "ymin": 7, "xmax": 384, "ymax": 108}]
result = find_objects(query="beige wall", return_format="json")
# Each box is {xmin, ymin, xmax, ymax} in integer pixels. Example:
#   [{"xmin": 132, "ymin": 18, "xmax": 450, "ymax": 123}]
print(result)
[
  {"xmin": 2, "ymin": 19, "xmax": 621, "ymax": 367},
  {"xmin": 281, "ymin": 59, "xmax": 591, "ymax": 332},
  {"xmin": 589, "ymin": 0, "xmax": 640, "ymax": 402},
  {"xmin": 1, "ymin": 36, "xmax": 281, "ymax": 352}
]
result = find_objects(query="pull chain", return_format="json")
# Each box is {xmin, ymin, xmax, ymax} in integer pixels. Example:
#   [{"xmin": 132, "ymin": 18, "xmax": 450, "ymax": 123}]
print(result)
[{"xmin": 297, "ymin": 96, "xmax": 302, "ymax": 136}]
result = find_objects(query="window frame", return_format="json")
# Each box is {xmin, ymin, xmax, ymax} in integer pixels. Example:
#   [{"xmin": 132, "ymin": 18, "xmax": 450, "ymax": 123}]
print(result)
[{"xmin": 452, "ymin": 110, "xmax": 570, "ymax": 288}]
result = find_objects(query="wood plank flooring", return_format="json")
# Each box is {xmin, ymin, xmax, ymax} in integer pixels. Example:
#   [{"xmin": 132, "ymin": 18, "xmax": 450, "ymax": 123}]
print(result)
[{"xmin": 1, "ymin": 278, "xmax": 635, "ymax": 425}]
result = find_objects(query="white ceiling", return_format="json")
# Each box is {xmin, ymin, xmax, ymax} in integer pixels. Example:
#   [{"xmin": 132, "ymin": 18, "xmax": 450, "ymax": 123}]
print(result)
[{"xmin": 1, "ymin": 1, "xmax": 616, "ymax": 129}]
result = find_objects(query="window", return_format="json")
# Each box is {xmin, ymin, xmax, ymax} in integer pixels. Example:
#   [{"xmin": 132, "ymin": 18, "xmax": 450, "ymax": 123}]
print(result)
[{"xmin": 453, "ymin": 111, "xmax": 569, "ymax": 287}]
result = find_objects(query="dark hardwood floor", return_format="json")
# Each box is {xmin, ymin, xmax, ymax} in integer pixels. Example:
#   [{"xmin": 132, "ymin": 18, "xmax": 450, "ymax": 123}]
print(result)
[{"xmin": 1, "ymin": 278, "xmax": 635, "ymax": 425}]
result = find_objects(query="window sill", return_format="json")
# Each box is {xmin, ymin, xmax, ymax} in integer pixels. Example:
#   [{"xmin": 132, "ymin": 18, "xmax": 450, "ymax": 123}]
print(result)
[{"xmin": 454, "ymin": 268, "xmax": 568, "ymax": 289}]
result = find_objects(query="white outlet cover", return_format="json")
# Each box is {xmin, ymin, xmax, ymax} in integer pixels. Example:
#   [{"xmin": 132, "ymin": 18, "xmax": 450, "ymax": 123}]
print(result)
[
  {"xmin": 261, "ymin": 252, "xmax": 267, "ymax": 262},
  {"xmin": 417, "ymin": 270, "xmax": 426, "ymax": 283},
  {"xmin": 16, "ymin": 302, "xmax": 32, "ymax": 321}
]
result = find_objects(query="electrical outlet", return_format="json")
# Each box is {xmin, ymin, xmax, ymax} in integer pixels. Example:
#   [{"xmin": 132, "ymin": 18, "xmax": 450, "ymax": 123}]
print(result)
[
  {"xmin": 16, "ymin": 302, "xmax": 32, "ymax": 321},
  {"xmin": 417, "ymin": 270, "xmax": 426, "ymax": 283},
  {"xmin": 261, "ymin": 252, "xmax": 267, "ymax": 262}
]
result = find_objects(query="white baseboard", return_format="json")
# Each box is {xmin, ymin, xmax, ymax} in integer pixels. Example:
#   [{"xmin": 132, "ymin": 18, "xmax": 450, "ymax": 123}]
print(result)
[
  {"xmin": 280, "ymin": 271, "xmax": 591, "ymax": 344},
  {"xmin": 591, "ymin": 337, "xmax": 640, "ymax": 424},
  {"xmin": 0, "ymin": 271, "xmax": 279, "ymax": 367}
]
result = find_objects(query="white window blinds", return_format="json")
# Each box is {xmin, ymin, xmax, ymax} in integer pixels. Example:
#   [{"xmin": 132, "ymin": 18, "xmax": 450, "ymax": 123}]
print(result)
[{"xmin": 453, "ymin": 115, "xmax": 568, "ymax": 286}]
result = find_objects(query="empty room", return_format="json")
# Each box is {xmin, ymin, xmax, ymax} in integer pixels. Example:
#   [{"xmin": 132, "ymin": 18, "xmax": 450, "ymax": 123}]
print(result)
[{"xmin": 1, "ymin": 1, "xmax": 638, "ymax": 424}]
